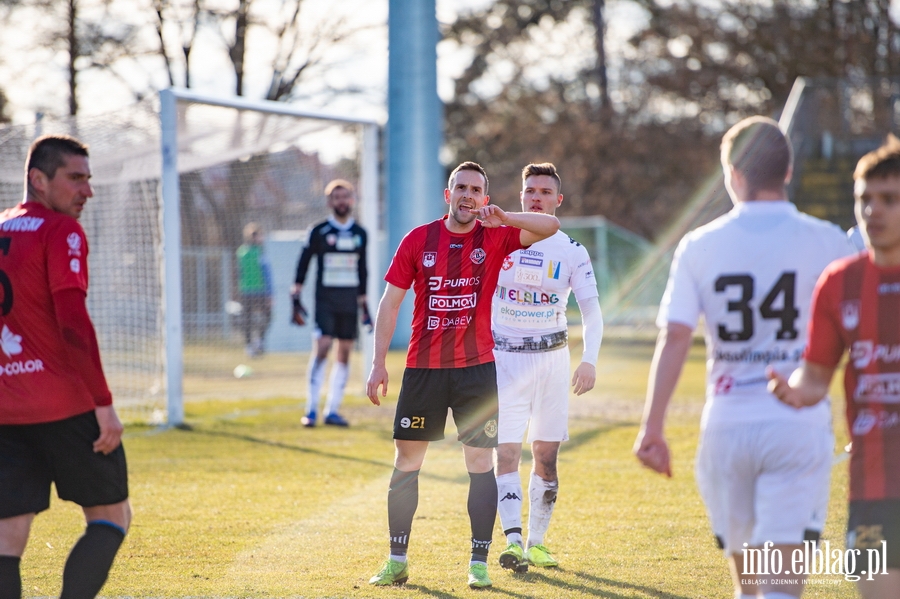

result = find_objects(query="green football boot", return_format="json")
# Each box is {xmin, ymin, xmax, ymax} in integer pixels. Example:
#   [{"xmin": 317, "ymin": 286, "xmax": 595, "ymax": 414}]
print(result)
[
  {"xmin": 526, "ymin": 544, "xmax": 559, "ymax": 568},
  {"xmin": 498, "ymin": 542, "xmax": 528, "ymax": 573},
  {"xmin": 369, "ymin": 559, "xmax": 409, "ymax": 586},
  {"xmin": 467, "ymin": 562, "xmax": 492, "ymax": 589}
]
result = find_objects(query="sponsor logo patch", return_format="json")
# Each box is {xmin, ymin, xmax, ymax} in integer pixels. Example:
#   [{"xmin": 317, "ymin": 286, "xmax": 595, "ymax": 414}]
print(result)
[
  {"xmin": 1, "ymin": 325, "xmax": 23, "ymax": 358},
  {"xmin": 851, "ymin": 340, "xmax": 900, "ymax": 369},
  {"xmin": 429, "ymin": 293, "xmax": 477, "ymax": 311},
  {"xmin": 841, "ymin": 300, "xmax": 860, "ymax": 330},
  {"xmin": 854, "ymin": 373, "xmax": 900, "ymax": 403}
]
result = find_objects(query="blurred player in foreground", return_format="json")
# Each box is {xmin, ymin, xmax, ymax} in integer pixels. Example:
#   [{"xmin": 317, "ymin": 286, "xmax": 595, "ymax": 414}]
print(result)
[
  {"xmin": 634, "ymin": 117, "xmax": 854, "ymax": 599},
  {"xmin": 0, "ymin": 135, "xmax": 131, "ymax": 599},
  {"xmin": 293, "ymin": 179, "xmax": 368, "ymax": 427},
  {"xmin": 492, "ymin": 163, "xmax": 603, "ymax": 573},
  {"xmin": 366, "ymin": 161, "xmax": 559, "ymax": 589},
  {"xmin": 768, "ymin": 135, "xmax": 900, "ymax": 599}
]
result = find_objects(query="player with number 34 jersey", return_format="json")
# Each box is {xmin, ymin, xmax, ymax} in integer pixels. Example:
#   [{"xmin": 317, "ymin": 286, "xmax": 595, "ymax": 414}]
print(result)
[
  {"xmin": 661, "ymin": 200, "xmax": 854, "ymax": 428},
  {"xmin": 635, "ymin": 117, "xmax": 856, "ymax": 599}
]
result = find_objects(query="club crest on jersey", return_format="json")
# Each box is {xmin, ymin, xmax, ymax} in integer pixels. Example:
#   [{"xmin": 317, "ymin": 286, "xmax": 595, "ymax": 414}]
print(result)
[
  {"xmin": 841, "ymin": 300, "xmax": 860, "ymax": 330},
  {"xmin": 325, "ymin": 233, "xmax": 337, "ymax": 246},
  {"xmin": 470, "ymin": 248, "xmax": 486, "ymax": 264},
  {"xmin": 502, "ymin": 255, "xmax": 514, "ymax": 270},
  {"xmin": 546, "ymin": 260, "xmax": 561, "ymax": 279},
  {"xmin": 67, "ymin": 232, "xmax": 82, "ymax": 256},
  {"xmin": 484, "ymin": 418, "xmax": 498, "ymax": 438},
  {"xmin": 423, "ymin": 252, "xmax": 436, "ymax": 267}
]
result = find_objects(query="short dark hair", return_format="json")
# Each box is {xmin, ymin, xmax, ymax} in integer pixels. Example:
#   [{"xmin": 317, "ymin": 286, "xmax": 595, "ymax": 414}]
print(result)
[
  {"xmin": 26, "ymin": 134, "xmax": 89, "ymax": 180},
  {"xmin": 720, "ymin": 116, "xmax": 791, "ymax": 199},
  {"xmin": 448, "ymin": 161, "xmax": 489, "ymax": 194},
  {"xmin": 324, "ymin": 178, "xmax": 355, "ymax": 197},
  {"xmin": 522, "ymin": 162, "xmax": 561, "ymax": 194},
  {"xmin": 854, "ymin": 134, "xmax": 900, "ymax": 182}
]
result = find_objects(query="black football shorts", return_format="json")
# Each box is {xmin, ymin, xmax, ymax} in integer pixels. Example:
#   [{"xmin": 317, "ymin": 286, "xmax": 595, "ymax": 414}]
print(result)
[
  {"xmin": 394, "ymin": 362, "xmax": 499, "ymax": 448},
  {"xmin": 0, "ymin": 410, "xmax": 129, "ymax": 519}
]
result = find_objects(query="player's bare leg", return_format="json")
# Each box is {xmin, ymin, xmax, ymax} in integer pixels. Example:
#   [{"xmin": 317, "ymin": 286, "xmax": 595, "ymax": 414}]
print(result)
[
  {"xmin": 0, "ymin": 513, "xmax": 33, "ymax": 598},
  {"xmin": 729, "ymin": 544, "xmax": 806, "ymax": 599},
  {"xmin": 324, "ymin": 339, "xmax": 353, "ymax": 426}
]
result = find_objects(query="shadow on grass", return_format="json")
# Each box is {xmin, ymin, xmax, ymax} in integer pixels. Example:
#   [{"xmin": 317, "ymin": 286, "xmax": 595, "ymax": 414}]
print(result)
[
  {"xmin": 402, "ymin": 569, "xmax": 691, "ymax": 599},
  {"xmin": 174, "ymin": 420, "xmax": 639, "ymax": 488}
]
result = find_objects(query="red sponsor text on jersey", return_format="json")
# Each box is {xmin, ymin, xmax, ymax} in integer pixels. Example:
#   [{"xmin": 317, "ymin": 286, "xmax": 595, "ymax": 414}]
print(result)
[
  {"xmin": 806, "ymin": 254, "xmax": 900, "ymax": 500},
  {"xmin": 385, "ymin": 216, "xmax": 525, "ymax": 368}
]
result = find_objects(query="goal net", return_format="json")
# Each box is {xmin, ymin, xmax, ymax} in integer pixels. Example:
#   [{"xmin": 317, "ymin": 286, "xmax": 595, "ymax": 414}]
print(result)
[{"xmin": 0, "ymin": 90, "xmax": 380, "ymax": 426}]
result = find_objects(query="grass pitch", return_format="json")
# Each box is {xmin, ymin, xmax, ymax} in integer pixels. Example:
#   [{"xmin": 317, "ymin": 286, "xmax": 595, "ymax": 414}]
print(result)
[{"xmin": 22, "ymin": 338, "xmax": 857, "ymax": 598}]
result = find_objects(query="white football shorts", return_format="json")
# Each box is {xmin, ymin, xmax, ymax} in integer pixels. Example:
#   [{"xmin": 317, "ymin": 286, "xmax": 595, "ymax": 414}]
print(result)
[
  {"xmin": 695, "ymin": 418, "xmax": 833, "ymax": 555},
  {"xmin": 494, "ymin": 346, "xmax": 570, "ymax": 444}
]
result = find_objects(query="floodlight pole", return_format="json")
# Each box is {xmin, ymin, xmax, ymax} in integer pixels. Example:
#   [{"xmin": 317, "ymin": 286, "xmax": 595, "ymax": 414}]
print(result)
[
  {"xmin": 159, "ymin": 88, "xmax": 185, "ymax": 427},
  {"xmin": 387, "ymin": 0, "xmax": 443, "ymax": 347}
]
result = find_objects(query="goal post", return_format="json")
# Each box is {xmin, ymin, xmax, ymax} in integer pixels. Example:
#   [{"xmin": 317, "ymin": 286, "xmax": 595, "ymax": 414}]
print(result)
[
  {"xmin": 0, "ymin": 90, "xmax": 382, "ymax": 427},
  {"xmin": 159, "ymin": 88, "xmax": 381, "ymax": 427}
]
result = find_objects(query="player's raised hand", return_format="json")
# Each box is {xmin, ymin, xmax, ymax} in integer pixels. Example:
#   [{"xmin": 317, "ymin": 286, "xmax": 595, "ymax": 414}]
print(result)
[
  {"xmin": 473, "ymin": 204, "xmax": 507, "ymax": 228},
  {"xmin": 571, "ymin": 362, "xmax": 596, "ymax": 396},
  {"xmin": 366, "ymin": 364, "xmax": 389, "ymax": 406},
  {"xmin": 634, "ymin": 430, "xmax": 672, "ymax": 478}
]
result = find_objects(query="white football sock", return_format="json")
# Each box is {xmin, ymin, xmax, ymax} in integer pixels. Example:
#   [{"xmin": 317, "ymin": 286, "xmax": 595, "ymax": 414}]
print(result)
[
  {"xmin": 324, "ymin": 361, "xmax": 349, "ymax": 415},
  {"xmin": 496, "ymin": 471, "xmax": 523, "ymax": 542},
  {"xmin": 306, "ymin": 356, "xmax": 326, "ymax": 414},
  {"xmin": 526, "ymin": 472, "xmax": 558, "ymax": 548}
]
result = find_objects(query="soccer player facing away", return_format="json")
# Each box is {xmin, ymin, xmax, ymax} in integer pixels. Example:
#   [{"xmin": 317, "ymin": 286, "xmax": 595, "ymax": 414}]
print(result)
[
  {"xmin": 293, "ymin": 179, "xmax": 368, "ymax": 427},
  {"xmin": 0, "ymin": 135, "xmax": 131, "ymax": 599},
  {"xmin": 768, "ymin": 134, "xmax": 900, "ymax": 599},
  {"xmin": 634, "ymin": 117, "xmax": 855, "ymax": 599},
  {"xmin": 366, "ymin": 161, "xmax": 559, "ymax": 589},
  {"xmin": 492, "ymin": 163, "xmax": 603, "ymax": 572}
]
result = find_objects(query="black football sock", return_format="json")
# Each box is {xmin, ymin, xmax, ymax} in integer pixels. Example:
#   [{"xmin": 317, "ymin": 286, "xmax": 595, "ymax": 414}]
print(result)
[
  {"xmin": 388, "ymin": 468, "xmax": 419, "ymax": 557},
  {"xmin": 60, "ymin": 521, "xmax": 125, "ymax": 599},
  {"xmin": 0, "ymin": 555, "xmax": 21, "ymax": 599},
  {"xmin": 468, "ymin": 470, "xmax": 497, "ymax": 561}
]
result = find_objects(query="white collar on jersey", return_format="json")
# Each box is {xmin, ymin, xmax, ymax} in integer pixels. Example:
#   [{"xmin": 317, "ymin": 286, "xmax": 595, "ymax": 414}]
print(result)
[
  {"xmin": 733, "ymin": 200, "xmax": 796, "ymax": 214},
  {"xmin": 327, "ymin": 216, "xmax": 356, "ymax": 231}
]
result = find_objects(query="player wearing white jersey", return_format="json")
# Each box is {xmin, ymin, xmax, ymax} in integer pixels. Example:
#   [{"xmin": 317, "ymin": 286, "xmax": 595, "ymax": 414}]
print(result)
[
  {"xmin": 492, "ymin": 163, "xmax": 603, "ymax": 573},
  {"xmin": 634, "ymin": 117, "xmax": 855, "ymax": 599}
]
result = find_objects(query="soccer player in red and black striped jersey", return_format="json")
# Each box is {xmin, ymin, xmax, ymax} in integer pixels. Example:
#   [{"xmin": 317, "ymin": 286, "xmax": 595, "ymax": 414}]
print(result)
[
  {"xmin": 365, "ymin": 161, "xmax": 559, "ymax": 589},
  {"xmin": 769, "ymin": 134, "xmax": 900, "ymax": 599},
  {"xmin": 0, "ymin": 136, "xmax": 131, "ymax": 599}
]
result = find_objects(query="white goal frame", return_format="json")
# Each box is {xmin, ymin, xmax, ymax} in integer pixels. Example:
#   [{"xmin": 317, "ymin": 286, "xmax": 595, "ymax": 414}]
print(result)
[{"xmin": 159, "ymin": 88, "xmax": 381, "ymax": 426}]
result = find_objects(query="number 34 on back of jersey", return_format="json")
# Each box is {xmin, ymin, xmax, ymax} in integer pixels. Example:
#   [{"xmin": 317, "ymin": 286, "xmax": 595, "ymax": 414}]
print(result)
[{"xmin": 715, "ymin": 272, "xmax": 799, "ymax": 342}]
